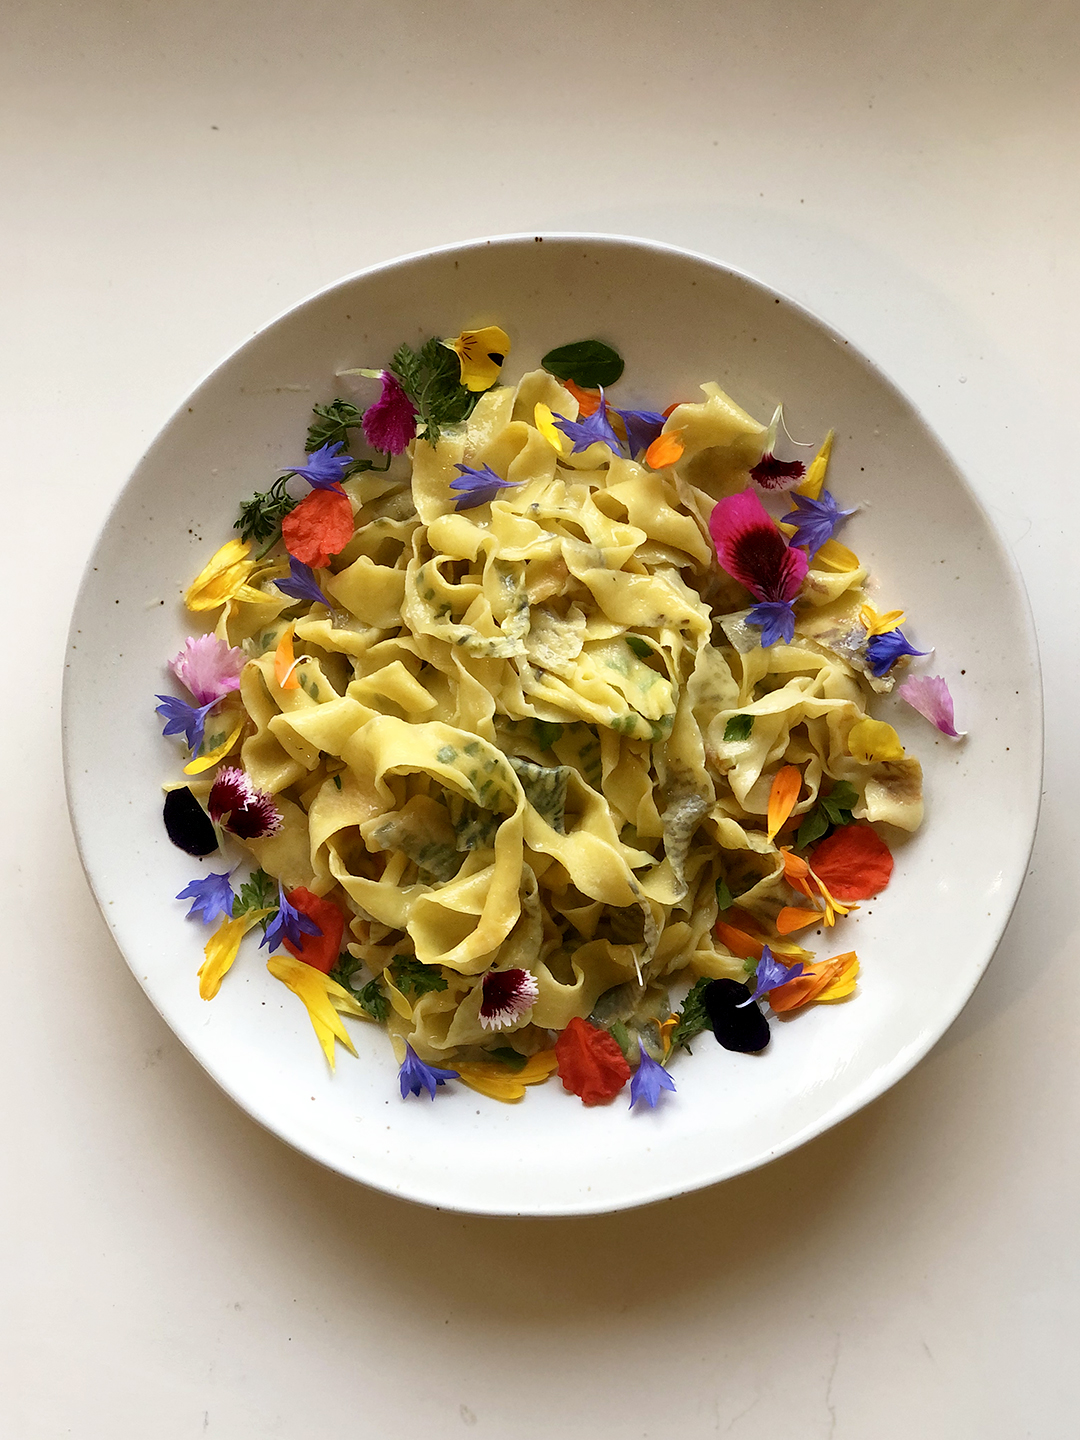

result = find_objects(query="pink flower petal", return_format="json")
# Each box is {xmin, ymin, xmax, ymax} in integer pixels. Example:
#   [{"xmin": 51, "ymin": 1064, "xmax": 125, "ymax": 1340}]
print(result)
[
  {"xmin": 708, "ymin": 488, "xmax": 809, "ymax": 602},
  {"xmin": 362, "ymin": 371, "xmax": 417, "ymax": 455},
  {"xmin": 169, "ymin": 634, "xmax": 246, "ymax": 706},
  {"xmin": 897, "ymin": 674, "xmax": 965, "ymax": 737}
]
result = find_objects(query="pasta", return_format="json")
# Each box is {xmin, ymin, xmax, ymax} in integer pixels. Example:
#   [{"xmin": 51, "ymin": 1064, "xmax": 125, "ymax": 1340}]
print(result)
[{"xmin": 159, "ymin": 329, "xmax": 927, "ymax": 1109}]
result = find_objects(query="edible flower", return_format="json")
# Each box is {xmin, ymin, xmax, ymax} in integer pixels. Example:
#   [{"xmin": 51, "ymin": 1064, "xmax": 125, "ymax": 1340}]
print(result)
[
  {"xmin": 281, "ymin": 487, "xmax": 354, "ymax": 567},
  {"xmin": 768, "ymin": 952, "xmax": 859, "ymax": 1012},
  {"xmin": 276, "ymin": 558, "xmax": 331, "ymax": 608},
  {"xmin": 268, "ymin": 954, "xmax": 368, "ymax": 1068},
  {"xmin": 163, "ymin": 786, "xmax": 219, "ymax": 856},
  {"xmin": 533, "ymin": 402, "xmax": 566, "ymax": 453},
  {"xmin": 750, "ymin": 405, "xmax": 808, "ymax": 491},
  {"xmin": 555, "ymin": 1016, "xmax": 632, "ymax": 1105},
  {"xmin": 738, "ymin": 944, "xmax": 806, "ymax": 1006},
  {"xmin": 775, "ymin": 905, "xmax": 824, "ymax": 934},
  {"xmin": 785, "ymin": 490, "xmax": 854, "ymax": 556},
  {"xmin": 898, "ymin": 674, "xmax": 965, "ymax": 737},
  {"xmin": 703, "ymin": 978, "xmax": 770, "ymax": 1053},
  {"xmin": 628, "ymin": 1039, "xmax": 677, "ymax": 1109},
  {"xmin": 865, "ymin": 628, "xmax": 928, "ymax": 677},
  {"xmin": 809, "ymin": 824, "xmax": 893, "ymax": 901},
  {"xmin": 455, "ymin": 1049, "xmax": 558, "ymax": 1103},
  {"xmin": 176, "ymin": 869, "xmax": 235, "ymax": 925},
  {"xmin": 450, "ymin": 462, "xmax": 522, "ymax": 510},
  {"xmin": 847, "ymin": 717, "xmax": 905, "ymax": 763},
  {"xmin": 767, "ymin": 765, "xmax": 802, "ymax": 840},
  {"xmin": 274, "ymin": 624, "xmax": 302, "ymax": 690},
  {"xmin": 795, "ymin": 431, "xmax": 834, "ymax": 500},
  {"xmin": 281, "ymin": 440, "xmax": 353, "ymax": 491},
  {"xmin": 280, "ymin": 887, "xmax": 346, "ymax": 974},
  {"xmin": 155, "ymin": 693, "xmax": 216, "ymax": 753},
  {"xmin": 553, "ymin": 389, "xmax": 623, "ymax": 455},
  {"xmin": 645, "ymin": 429, "xmax": 685, "ymax": 468},
  {"xmin": 444, "ymin": 326, "xmax": 510, "ymax": 392},
  {"xmin": 208, "ymin": 766, "xmax": 282, "ymax": 840},
  {"xmin": 169, "ymin": 634, "xmax": 246, "ymax": 705},
  {"xmin": 183, "ymin": 710, "xmax": 245, "ymax": 776},
  {"xmin": 398, "ymin": 1042, "xmax": 459, "ymax": 1099},
  {"xmin": 360, "ymin": 370, "xmax": 417, "ymax": 454},
  {"xmin": 198, "ymin": 909, "xmax": 274, "ymax": 999},
  {"xmin": 479, "ymin": 967, "xmax": 540, "ymax": 1029},
  {"xmin": 709, "ymin": 489, "xmax": 809, "ymax": 647},
  {"xmin": 260, "ymin": 881, "xmax": 322, "ymax": 954},
  {"xmin": 562, "ymin": 378, "xmax": 601, "ymax": 416},
  {"xmin": 859, "ymin": 603, "xmax": 906, "ymax": 637},
  {"xmin": 184, "ymin": 537, "xmax": 267, "ymax": 611},
  {"xmin": 615, "ymin": 407, "xmax": 667, "ymax": 459}
]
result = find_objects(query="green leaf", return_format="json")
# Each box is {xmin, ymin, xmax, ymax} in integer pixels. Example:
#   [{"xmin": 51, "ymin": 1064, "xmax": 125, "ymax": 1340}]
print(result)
[
  {"xmin": 609, "ymin": 1019, "xmax": 632, "ymax": 1059},
  {"xmin": 390, "ymin": 337, "xmax": 481, "ymax": 448},
  {"xmin": 232, "ymin": 868, "xmax": 277, "ymax": 931},
  {"xmin": 391, "ymin": 956, "xmax": 448, "ymax": 998},
  {"xmin": 541, "ymin": 339, "xmax": 625, "ymax": 388},
  {"xmin": 626, "ymin": 636, "xmax": 653, "ymax": 660},
  {"xmin": 234, "ymin": 476, "xmax": 299, "ymax": 544},
  {"xmin": 723, "ymin": 714, "xmax": 755, "ymax": 742},
  {"xmin": 357, "ymin": 977, "xmax": 389, "ymax": 1022},
  {"xmin": 795, "ymin": 806, "xmax": 831, "ymax": 851},
  {"xmin": 668, "ymin": 977, "xmax": 713, "ymax": 1054},
  {"xmin": 715, "ymin": 876, "xmax": 735, "ymax": 911},
  {"xmin": 486, "ymin": 1046, "xmax": 528, "ymax": 1072},
  {"xmin": 306, "ymin": 399, "xmax": 363, "ymax": 453}
]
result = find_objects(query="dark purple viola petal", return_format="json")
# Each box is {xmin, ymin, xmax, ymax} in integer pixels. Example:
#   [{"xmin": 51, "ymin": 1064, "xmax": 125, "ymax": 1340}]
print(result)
[
  {"xmin": 750, "ymin": 455, "xmax": 806, "ymax": 491},
  {"xmin": 703, "ymin": 978, "xmax": 770, "ymax": 1053},
  {"xmin": 163, "ymin": 787, "xmax": 219, "ymax": 857}
]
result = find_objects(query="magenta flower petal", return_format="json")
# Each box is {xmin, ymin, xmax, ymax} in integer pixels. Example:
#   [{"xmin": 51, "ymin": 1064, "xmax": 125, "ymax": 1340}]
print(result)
[
  {"xmin": 362, "ymin": 371, "xmax": 417, "ymax": 455},
  {"xmin": 898, "ymin": 674, "xmax": 964, "ymax": 737},
  {"xmin": 479, "ymin": 968, "xmax": 540, "ymax": 1029},
  {"xmin": 709, "ymin": 489, "xmax": 809, "ymax": 602},
  {"xmin": 398, "ymin": 1043, "xmax": 459, "ymax": 1099},
  {"xmin": 208, "ymin": 766, "xmax": 282, "ymax": 840},
  {"xmin": 169, "ymin": 634, "xmax": 247, "ymax": 706}
]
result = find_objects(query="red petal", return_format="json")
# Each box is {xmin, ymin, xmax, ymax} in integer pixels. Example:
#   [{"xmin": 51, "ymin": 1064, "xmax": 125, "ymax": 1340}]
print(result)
[
  {"xmin": 554, "ymin": 1017, "xmax": 631, "ymax": 1105},
  {"xmin": 809, "ymin": 825, "xmax": 894, "ymax": 901},
  {"xmin": 282, "ymin": 887, "xmax": 347, "ymax": 973},
  {"xmin": 708, "ymin": 489, "xmax": 808, "ymax": 602},
  {"xmin": 282, "ymin": 489, "xmax": 354, "ymax": 568}
]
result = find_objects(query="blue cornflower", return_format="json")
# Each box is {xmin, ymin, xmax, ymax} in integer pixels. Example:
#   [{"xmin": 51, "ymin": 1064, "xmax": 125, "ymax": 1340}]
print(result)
[
  {"xmin": 785, "ymin": 489, "xmax": 855, "ymax": 556},
  {"xmin": 738, "ymin": 945, "xmax": 805, "ymax": 1007},
  {"xmin": 282, "ymin": 441, "xmax": 352, "ymax": 491},
  {"xmin": 615, "ymin": 407, "xmax": 666, "ymax": 459},
  {"xmin": 260, "ymin": 883, "xmax": 322, "ymax": 953},
  {"xmin": 865, "ymin": 628, "xmax": 928, "ymax": 678},
  {"xmin": 746, "ymin": 599, "xmax": 797, "ymax": 648},
  {"xmin": 398, "ymin": 1042, "xmax": 459, "ymax": 1100},
  {"xmin": 450, "ymin": 462, "xmax": 521, "ymax": 511},
  {"xmin": 275, "ymin": 558, "xmax": 331, "ymax": 608},
  {"xmin": 155, "ymin": 693, "xmax": 217, "ymax": 752},
  {"xmin": 553, "ymin": 390, "xmax": 624, "ymax": 455},
  {"xmin": 628, "ymin": 1042, "xmax": 677, "ymax": 1110},
  {"xmin": 176, "ymin": 870, "xmax": 236, "ymax": 925}
]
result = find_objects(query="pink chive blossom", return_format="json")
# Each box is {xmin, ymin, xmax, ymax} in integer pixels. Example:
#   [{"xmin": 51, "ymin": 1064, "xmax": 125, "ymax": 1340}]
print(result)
[
  {"xmin": 362, "ymin": 371, "xmax": 417, "ymax": 455},
  {"xmin": 479, "ymin": 968, "xmax": 540, "ymax": 1030},
  {"xmin": 897, "ymin": 675, "xmax": 965, "ymax": 738},
  {"xmin": 169, "ymin": 634, "xmax": 247, "ymax": 706},
  {"xmin": 208, "ymin": 766, "xmax": 282, "ymax": 840}
]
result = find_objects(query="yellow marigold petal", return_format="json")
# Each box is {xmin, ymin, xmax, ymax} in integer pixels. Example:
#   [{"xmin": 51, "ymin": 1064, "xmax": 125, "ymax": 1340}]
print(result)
[
  {"xmin": 645, "ymin": 429, "xmax": 685, "ymax": 469},
  {"xmin": 198, "ymin": 910, "xmax": 272, "ymax": 1000},
  {"xmin": 816, "ymin": 953, "xmax": 860, "ymax": 1002},
  {"xmin": 848, "ymin": 717, "xmax": 905, "ymax": 764},
  {"xmin": 185, "ymin": 538, "xmax": 258, "ymax": 613},
  {"xmin": 796, "ymin": 430, "xmax": 833, "ymax": 500},
  {"xmin": 534, "ymin": 401, "xmax": 566, "ymax": 454},
  {"xmin": 814, "ymin": 538, "xmax": 861, "ymax": 572},
  {"xmin": 859, "ymin": 603, "xmax": 906, "ymax": 636},
  {"xmin": 267, "ymin": 955, "xmax": 360, "ymax": 1069},
  {"xmin": 183, "ymin": 710, "xmax": 245, "ymax": 775},
  {"xmin": 274, "ymin": 624, "xmax": 299, "ymax": 689},
  {"xmin": 456, "ymin": 1048, "xmax": 558, "ymax": 1103},
  {"xmin": 776, "ymin": 905, "xmax": 822, "ymax": 935},
  {"xmin": 767, "ymin": 765, "xmax": 802, "ymax": 841},
  {"xmin": 445, "ymin": 325, "xmax": 511, "ymax": 392}
]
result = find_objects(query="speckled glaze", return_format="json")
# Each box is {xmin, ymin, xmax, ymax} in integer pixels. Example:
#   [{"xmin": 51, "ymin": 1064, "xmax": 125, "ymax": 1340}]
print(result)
[{"xmin": 62, "ymin": 235, "xmax": 1042, "ymax": 1216}]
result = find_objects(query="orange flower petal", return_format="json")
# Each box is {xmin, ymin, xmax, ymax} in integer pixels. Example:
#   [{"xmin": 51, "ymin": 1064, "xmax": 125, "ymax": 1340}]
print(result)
[
  {"xmin": 780, "ymin": 847, "xmax": 810, "ymax": 883},
  {"xmin": 562, "ymin": 378, "xmax": 600, "ymax": 416},
  {"xmin": 769, "ymin": 952, "xmax": 858, "ymax": 1012},
  {"xmin": 809, "ymin": 825, "xmax": 893, "ymax": 901},
  {"xmin": 714, "ymin": 921, "xmax": 763, "ymax": 961},
  {"xmin": 645, "ymin": 430, "xmax": 685, "ymax": 468},
  {"xmin": 767, "ymin": 765, "xmax": 802, "ymax": 841},
  {"xmin": 281, "ymin": 488, "xmax": 354, "ymax": 568},
  {"xmin": 775, "ymin": 906, "xmax": 822, "ymax": 935},
  {"xmin": 661, "ymin": 402, "xmax": 687, "ymax": 419},
  {"xmin": 274, "ymin": 624, "xmax": 299, "ymax": 689}
]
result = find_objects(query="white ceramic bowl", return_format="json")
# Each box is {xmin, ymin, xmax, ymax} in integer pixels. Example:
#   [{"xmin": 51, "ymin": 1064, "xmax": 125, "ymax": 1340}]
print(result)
[{"xmin": 63, "ymin": 234, "xmax": 1041, "ymax": 1215}]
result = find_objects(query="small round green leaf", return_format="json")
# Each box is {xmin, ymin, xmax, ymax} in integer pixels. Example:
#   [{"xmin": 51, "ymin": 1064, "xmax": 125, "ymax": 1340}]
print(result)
[{"xmin": 541, "ymin": 339, "xmax": 625, "ymax": 388}]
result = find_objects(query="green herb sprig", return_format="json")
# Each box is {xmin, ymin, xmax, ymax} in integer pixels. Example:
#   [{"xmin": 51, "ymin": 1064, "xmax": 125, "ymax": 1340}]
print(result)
[
  {"xmin": 795, "ymin": 780, "xmax": 859, "ymax": 850},
  {"xmin": 390, "ymin": 955, "xmax": 449, "ymax": 998},
  {"xmin": 391, "ymin": 338, "xmax": 481, "ymax": 448},
  {"xmin": 232, "ymin": 868, "xmax": 278, "ymax": 931},
  {"xmin": 234, "ymin": 476, "xmax": 299, "ymax": 546},
  {"xmin": 668, "ymin": 977, "xmax": 713, "ymax": 1054}
]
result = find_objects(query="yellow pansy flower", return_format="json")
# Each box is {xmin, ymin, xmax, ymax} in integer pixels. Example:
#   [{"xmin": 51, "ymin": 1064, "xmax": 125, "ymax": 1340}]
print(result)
[
  {"xmin": 848, "ymin": 717, "xmax": 905, "ymax": 763},
  {"xmin": 444, "ymin": 326, "xmax": 511, "ymax": 392}
]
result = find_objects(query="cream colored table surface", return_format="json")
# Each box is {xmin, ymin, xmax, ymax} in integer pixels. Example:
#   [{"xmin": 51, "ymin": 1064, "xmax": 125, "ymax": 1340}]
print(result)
[{"xmin": 4, "ymin": 3, "xmax": 1076, "ymax": 1436}]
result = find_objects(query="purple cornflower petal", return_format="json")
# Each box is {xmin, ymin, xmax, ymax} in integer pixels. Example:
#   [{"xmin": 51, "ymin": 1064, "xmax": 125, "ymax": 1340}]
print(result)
[
  {"xmin": 176, "ymin": 870, "xmax": 236, "ymax": 925},
  {"xmin": 785, "ymin": 490, "xmax": 855, "ymax": 556},
  {"xmin": 207, "ymin": 766, "xmax": 282, "ymax": 840},
  {"xmin": 398, "ymin": 1042, "xmax": 459, "ymax": 1100},
  {"xmin": 155, "ymin": 693, "xmax": 217, "ymax": 752},
  {"xmin": 275, "ymin": 558, "xmax": 331, "ymax": 608},
  {"xmin": 260, "ymin": 882, "xmax": 322, "ymax": 953},
  {"xmin": 738, "ymin": 944, "xmax": 805, "ymax": 1006},
  {"xmin": 169, "ymin": 634, "xmax": 246, "ymax": 706},
  {"xmin": 898, "ymin": 674, "xmax": 964, "ymax": 737},
  {"xmin": 746, "ymin": 600, "xmax": 797, "ymax": 647},
  {"xmin": 282, "ymin": 441, "xmax": 352, "ymax": 491},
  {"xmin": 750, "ymin": 454, "xmax": 806, "ymax": 491},
  {"xmin": 362, "ymin": 371, "xmax": 417, "ymax": 455},
  {"xmin": 479, "ymin": 968, "xmax": 540, "ymax": 1030},
  {"xmin": 628, "ymin": 1041, "xmax": 677, "ymax": 1110},
  {"xmin": 865, "ymin": 628, "xmax": 928, "ymax": 678},
  {"xmin": 615, "ymin": 407, "xmax": 666, "ymax": 459},
  {"xmin": 553, "ymin": 389, "xmax": 624, "ymax": 455},
  {"xmin": 450, "ymin": 462, "xmax": 521, "ymax": 511}
]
